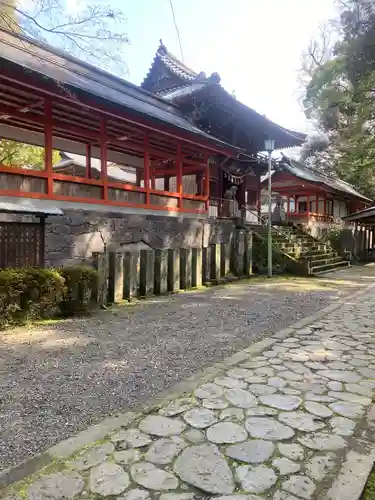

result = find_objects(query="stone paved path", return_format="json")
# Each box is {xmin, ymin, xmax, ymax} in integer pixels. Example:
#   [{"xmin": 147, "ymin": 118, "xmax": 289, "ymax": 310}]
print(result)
[
  {"xmin": 3, "ymin": 266, "xmax": 375, "ymax": 499},
  {"xmin": 1, "ymin": 267, "xmax": 374, "ymax": 472}
]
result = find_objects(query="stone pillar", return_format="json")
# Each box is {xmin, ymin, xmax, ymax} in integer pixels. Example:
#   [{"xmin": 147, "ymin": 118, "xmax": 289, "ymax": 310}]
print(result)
[
  {"xmin": 140, "ymin": 250, "xmax": 154, "ymax": 297},
  {"xmin": 154, "ymin": 249, "xmax": 168, "ymax": 295},
  {"xmin": 123, "ymin": 251, "xmax": 140, "ymax": 300},
  {"xmin": 210, "ymin": 243, "xmax": 221, "ymax": 281},
  {"xmin": 180, "ymin": 248, "xmax": 192, "ymax": 289},
  {"xmin": 108, "ymin": 252, "xmax": 124, "ymax": 303},
  {"xmin": 220, "ymin": 242, "xmax": 231, "ymax": 277},
  {"xmin": 168, "ymin": 249, "xmax": 180, "ymax": 292},
  {"xmin": 93, "ymin": 252, "xmax": 109, "ymax": 306},
  {"xmin": 202, "ymin": 246, "xmax": 211, "ymax": 285},
  {"xmin": 244, "ymin": 231, "xmax": 253, "ymax": 275},
  {"xmin": 232, "ymin": 229, "xmax": 245, "ymax": 277},
  {"xmin": 192, "ymin": 248, "xmax": 202, "ymax": 288}
]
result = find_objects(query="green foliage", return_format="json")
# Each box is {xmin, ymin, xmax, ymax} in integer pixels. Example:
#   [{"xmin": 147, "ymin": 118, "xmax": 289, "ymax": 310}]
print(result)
[
  {"xmin": 0, "ymin": 265, "xmax": 98, "ymax": 329},
  {"xmin": 301, "ymin": 0, "xmax": 375, "ymax": 200},
  {"xmin": 326, "ymin": 227, "xmax": 343, "ymax": 253},
  {"xmin": 252, "ymin": 235, "xmax": 289, "ymax": 274},
  {"xmin": 0, "ymin": 139, "xmax": 60, "ymax": 169},
  {"xmin": 58, "ymin": 265, "xmax": 98, "ymax": 316},
  {"xmin": 0, "ymin": 267, "xmax": 65, "ymax": 329},
  {"xmin": 362, "ymin": 466, "xmax": 375, "ymax": 499}
]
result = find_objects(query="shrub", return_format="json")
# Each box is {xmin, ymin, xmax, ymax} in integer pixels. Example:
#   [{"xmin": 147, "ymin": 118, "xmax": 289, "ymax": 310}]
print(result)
[
  {"xmin": 58, "ymin": 265, "xmax": 98, "ymax": 315},
  {"xmin": 327, "ymin": 227, "xmax": 342, "ymax": 253},
  {"xmin": 252, "ymin": 234, "xmax": 288, "ymax": 274},
  {"xmin": 0, "ymin": 267, "xmax": 65, "ymax": 329}
]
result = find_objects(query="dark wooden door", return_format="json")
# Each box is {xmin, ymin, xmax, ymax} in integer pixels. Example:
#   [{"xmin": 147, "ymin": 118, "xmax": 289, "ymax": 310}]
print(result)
[{"xmin": 0, "ymin": 221, "xmax": 44, "ymax": 268}]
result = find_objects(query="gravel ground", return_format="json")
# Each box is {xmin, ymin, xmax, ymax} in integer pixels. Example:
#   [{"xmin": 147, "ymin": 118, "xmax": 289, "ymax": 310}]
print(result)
[{"xmin": 1, "ymin": 267, "xmax": 374, "ymax": 471}]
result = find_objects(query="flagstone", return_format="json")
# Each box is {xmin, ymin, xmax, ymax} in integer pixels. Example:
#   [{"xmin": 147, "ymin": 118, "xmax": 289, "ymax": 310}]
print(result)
[
  {"xmin": 305, "ymin": 402, "xmax": 333, "ymax": 418},
  {"xmin": 330, "ymin": 416, "xmax": 356, "ymax": 436},
  {"xmin": 278, "ymin": 412, "xmax": 326, "ymax": 432},
  {"xmin": 305, "ymin": 454, "xmax": 336, "ymax": 481},
  {"xmin": 220, "ymin": 407, "xmax": 245, "ymax": 422},
  {"xmin": 214, "ymin": 377, "xmax": 247, "ymax": 389},
  {"xmin": 183, "ymin": 408, "xmax": 218, "ymax": 428},
  {"xmin": 225, "ymin": 440, "xmax": 275, "ymax": 464},
  {"xmin": 194, "ymin": 383, "xmax": 224, "ymax": 399},
  {"xmin": 225, "ymin": 388, "xmax": 258, "ymax": 408},
  {"xmin": 281, "ymin": 475, "xmax": 316, "ymax": 499},
  {"xmin": 235, "ymin": 465, "xmax": 277, "ymax": 494},
  {"xmin": 206, "ymin": 422, "xmax": 248, "ymax": 444},
  {"xmin": 139, "ymin": 416, "xmax": 186, "ymax": 437},
  {"xmin": 259, "ymin": 394, "xmax": 302, "ymax": 411},
  {"xmin": 174, "ymin": 444, "xmax": 234, "ymax": 494},
  {"xmin": 272, "ymin": 458, "xmax": 301, "ymax": 475},
  {"xmin": 278, "ymin": 443, "xmax": 305, "ymax": 460},
  {"xmin": 329, "ymin": 401, "xmax": 365, "ymax": 418},
  {"xmin": 245, "ymin": 417, "xmax": 295, "ymax": 440}
]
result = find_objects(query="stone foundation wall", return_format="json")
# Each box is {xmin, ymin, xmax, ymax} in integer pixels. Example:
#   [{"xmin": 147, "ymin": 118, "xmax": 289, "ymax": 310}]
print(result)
[{"xmin": 45, "ymin": 209, "xmax": 237, "ymax": 267}]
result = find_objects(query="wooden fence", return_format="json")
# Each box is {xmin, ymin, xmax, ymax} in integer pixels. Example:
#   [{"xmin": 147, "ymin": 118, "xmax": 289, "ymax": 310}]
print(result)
[{"xmin": 93, "ymin": 231, "xmax": 253, "ymax": 305}]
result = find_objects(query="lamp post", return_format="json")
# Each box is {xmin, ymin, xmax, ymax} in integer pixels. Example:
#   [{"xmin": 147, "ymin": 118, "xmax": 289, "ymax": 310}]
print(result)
[{"xmin": 264, "ymin": 139, "xmax": 275, "ymax": 278}]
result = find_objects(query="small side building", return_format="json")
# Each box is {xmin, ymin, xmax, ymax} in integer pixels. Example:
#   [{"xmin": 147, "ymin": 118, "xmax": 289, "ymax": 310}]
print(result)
[{"xmin": 262, "ymin": 156, "xmax": 372, "ymax": 239}]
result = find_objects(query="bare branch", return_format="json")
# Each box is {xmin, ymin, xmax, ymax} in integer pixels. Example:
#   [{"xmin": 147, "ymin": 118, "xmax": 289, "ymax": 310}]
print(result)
[{"xmin": 0, "ymin": 0, "xmax": 129, "ymax": 73}]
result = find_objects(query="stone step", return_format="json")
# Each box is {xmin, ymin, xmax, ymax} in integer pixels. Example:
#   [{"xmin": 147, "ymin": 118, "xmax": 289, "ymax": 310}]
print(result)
[
  {"xmin": 310, "ymin": 256, "xmax": 343, "ymax": 267},
  {"xmin": 311, "ymin": 260, "xmax": 350, "ymax": 274},
  {"xmin": 304, "ymin": 251, "xmax": 338, "ymax": 260},
  {"xmin": 302, "ymin": 246, "xmax": 332, "ymax": 256}
]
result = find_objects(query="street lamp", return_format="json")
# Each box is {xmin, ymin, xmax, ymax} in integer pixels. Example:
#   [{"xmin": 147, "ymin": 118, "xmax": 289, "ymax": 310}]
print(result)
[{"xmin": 264, "ymin": 139, "xmax": 275, "ymax": 278}]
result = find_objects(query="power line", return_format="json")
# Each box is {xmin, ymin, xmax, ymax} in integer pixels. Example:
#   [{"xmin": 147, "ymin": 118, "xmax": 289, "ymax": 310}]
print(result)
[{"xmin": 168, "ymin": 0, "xmax": 184, "ymax": 62}]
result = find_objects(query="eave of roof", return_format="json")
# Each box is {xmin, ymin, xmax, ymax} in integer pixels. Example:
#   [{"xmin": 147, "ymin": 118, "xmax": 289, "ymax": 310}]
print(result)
[
  {"xmin": 343, "ymin": 206, "xmax": 375, "ymax": 222},
  {"xmin": 0, "ymin": 197, "xmax": 63, "ymax": 216},
  {"xmin": 161, "ymin": 82, "xmax": 306, "ymax": 150},
  {"xmin": 277, "ymin": 156, "xmax": 372, "ymax": 202},
  {"xmin": 0, "ymin": 29, "xmax": 242, "ymax": 156}
]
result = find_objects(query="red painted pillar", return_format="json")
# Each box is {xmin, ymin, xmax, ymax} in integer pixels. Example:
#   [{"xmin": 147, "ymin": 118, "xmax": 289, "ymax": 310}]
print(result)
[
  {"xmin": 86, "ymin": 143, "xmax": 92, "ymax": 179},
  {"xmin": 144, "ymin": 134, "xmax": 150, "ymax": 205},
  {"xmin": 150, "ymin": 163, "xmax": 155, "ymax": 189},
  {"xmin": 44, "ymin": 99, "xmax": 53, "ymax": 196},
  {"xmin": 176, "ymin": 143, "xmax": 183, "ymax": 209},
  {"xmin": 306, "ymin": 194, "xmax": 310, "ymax": 214},
  {"xmin": 100, "ymin": 117, "xmax": 108, "ymax": 202}
]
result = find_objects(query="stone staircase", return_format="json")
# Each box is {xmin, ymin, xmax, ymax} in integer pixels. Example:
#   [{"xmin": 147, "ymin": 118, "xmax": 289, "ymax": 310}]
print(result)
[{"xmin": 249, "ymin": 223, "xmax": 350, "ymax": 276}]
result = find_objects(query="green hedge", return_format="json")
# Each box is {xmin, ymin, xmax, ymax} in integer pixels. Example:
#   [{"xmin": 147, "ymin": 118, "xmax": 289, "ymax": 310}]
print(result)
[
  {"xmin": 58, "ymin": 265, "xmax": 98, "ymax": 316},
  {"xmin": 0, "ymin": 265, "xmax": 98, "ymax": 329}
]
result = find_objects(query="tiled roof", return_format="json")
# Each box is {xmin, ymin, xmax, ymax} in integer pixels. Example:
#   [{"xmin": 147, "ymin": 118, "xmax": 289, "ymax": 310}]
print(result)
[
  {"xmin": 279, "ymin": 156, "xmax": 372, "ymax": 202},
  {"xmin": 55, "ymin": 153, "xmax": 137, "ymax": 183},
  {"xmin": 141, "ymin": 40, "xmax": 218, "ymax": 92},
  {"xmin": 0, "ymin": 29, "xmax": 240, "ymax": 155},
  {"xmin": 343, "ymin": 206, "xmax": 375, "ymax": 222}
]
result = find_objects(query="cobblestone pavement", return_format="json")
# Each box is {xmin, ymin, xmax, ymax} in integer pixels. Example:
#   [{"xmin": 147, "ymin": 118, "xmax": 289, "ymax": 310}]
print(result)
[
  {"xmin": 1, "ymin": 268, "xmax": 374, "ymax": 471},
  {"xmin": 3, "ymin": 266, "xmax": 375, "ymax": 499}
]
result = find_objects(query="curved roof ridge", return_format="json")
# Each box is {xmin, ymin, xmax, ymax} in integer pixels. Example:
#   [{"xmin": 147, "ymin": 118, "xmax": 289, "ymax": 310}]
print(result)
[{"xmin": 141, "ymin": 40, "xmax": 220, "ymax": 91}]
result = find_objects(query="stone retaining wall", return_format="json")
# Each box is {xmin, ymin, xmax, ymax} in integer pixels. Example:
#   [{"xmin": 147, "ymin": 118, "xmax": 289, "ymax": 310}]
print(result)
[{"xmin": 44, "ymin": 209, "xmax": 237, "ymax": 267}]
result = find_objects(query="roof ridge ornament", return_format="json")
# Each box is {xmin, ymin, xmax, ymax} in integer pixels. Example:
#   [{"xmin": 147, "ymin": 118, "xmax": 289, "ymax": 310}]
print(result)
[
  {"xmin": 158, "ymin": 39, "xmax": 167, "ymax": 54},
  {"xmin": 208, "ymin": 72, "xmax": 221, "ymax": 84}
]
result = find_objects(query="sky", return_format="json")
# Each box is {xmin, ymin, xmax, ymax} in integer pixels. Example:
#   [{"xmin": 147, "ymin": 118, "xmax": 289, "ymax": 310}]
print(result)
[{"xmin": 118, "ymin": 0, "xmax": 337, "ymax": 135}]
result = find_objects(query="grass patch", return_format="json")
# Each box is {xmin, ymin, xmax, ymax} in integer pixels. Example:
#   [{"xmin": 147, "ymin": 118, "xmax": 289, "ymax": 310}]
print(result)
[{"xmin": 362, "ymin": 466, "xmax": 375, "ymax": 499}]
